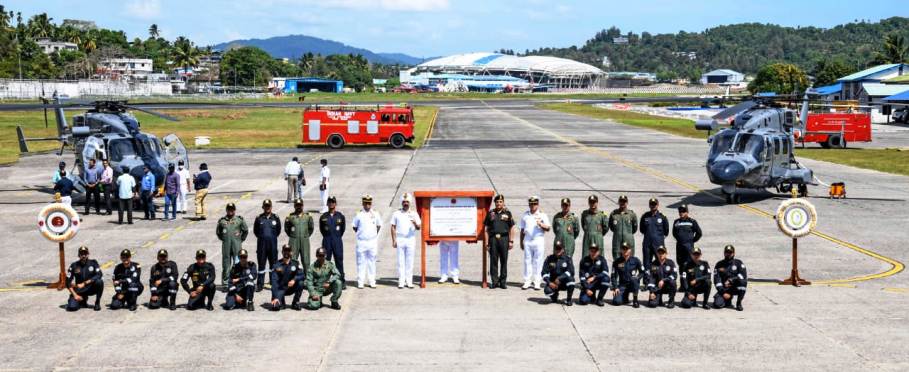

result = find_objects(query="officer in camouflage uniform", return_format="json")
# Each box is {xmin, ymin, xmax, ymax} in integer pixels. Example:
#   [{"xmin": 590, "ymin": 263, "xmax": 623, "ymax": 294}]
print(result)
[
  {"xmin": 285, "ymin": 198, "xmax": 314, "ymax": 268},
  {"xmin": 216, "ymin": 202, "xmax": 249, "ymax": 286},
  {"xmin": 254, "ymin": 199, "xmax": 281, "ymax": 291},
  {"xmin": 305, "ymin": 247, "xmax": 343, "ymax": 310},
  {"xmin": 680, "ymin": 247, "xmax": 712, "ymax": 310},
  {"xmin": 65, "ymin": 246, "xmax": 103, "ymax": 311},
  {"xmin": 608, "ymin": 195, "xmax": 638, "ymax": 260},
  {"xmin": 552, "ymin": 198, "xmax": 580, "ymax": 259},
  {"xmin": 148, "ymin": 249, "xmax": 179, "ymax": 310},
  {"xmin": 181, "ymin": 249, "xmax": 216, "ymax": 311},
  {"xmin": 580, "ymin": 195, "xmax": 608, "ymax": 259},
  {"xmin": 110, "ymin": 249, "xmax": 143, "ymax": 311},
  {"xmin": 224, "ymin": 249, "xmax": 257, "ymax": 311}
]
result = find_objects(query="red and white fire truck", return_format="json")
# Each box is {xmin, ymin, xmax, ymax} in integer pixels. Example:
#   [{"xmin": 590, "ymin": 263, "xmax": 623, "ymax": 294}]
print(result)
[
  {"xmin": 797, "ymin": 112, "xmax": 871, "ymax": 148},
  {"xmin": 301, "ymin": 104, "xmax": 416, "ymax": 149}
]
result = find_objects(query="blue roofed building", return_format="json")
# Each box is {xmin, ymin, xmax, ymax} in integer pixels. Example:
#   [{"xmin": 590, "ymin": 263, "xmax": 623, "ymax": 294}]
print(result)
[
  {"xmin": 269, "ymin": 77, "xmax": 344, "ymax": 93},
  {"xmin": 837, "ymin": 63, "xmax": 909, "ymax": 100},
  {"xmin": 811, "ymin": 82, "xmax": 843, "ymax": 101}
]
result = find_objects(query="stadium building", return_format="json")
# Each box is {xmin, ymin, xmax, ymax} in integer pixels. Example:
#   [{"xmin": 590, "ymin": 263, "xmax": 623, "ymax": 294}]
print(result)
[{"xmin": 405, "ymin": 52, "xmax": 605, "ymax": 90}]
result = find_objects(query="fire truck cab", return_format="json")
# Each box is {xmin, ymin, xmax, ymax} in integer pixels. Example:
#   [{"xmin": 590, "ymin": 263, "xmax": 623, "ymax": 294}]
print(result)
[{"xmin": 301, "ymin": 104, "xmax": 415, "ymax": 149}]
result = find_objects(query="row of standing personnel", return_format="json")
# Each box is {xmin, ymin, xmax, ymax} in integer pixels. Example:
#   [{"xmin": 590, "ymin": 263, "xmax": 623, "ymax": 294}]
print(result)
[{"xmin": 483, "ymin": 194, "xmax": 702, "ymax": 291}]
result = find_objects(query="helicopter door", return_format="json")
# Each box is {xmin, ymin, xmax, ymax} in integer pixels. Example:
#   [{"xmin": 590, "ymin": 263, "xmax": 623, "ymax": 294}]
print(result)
[
  {"xmin": 308, "ymin": 120, "xmax": 320, "ymax": 141},
  {"xmin": 162, "ymin": 134, "xmax": 189, "ymax": 168},
  {"xmin": 77, "ymin": 136, "xmax": 106, "ymax": 192}
]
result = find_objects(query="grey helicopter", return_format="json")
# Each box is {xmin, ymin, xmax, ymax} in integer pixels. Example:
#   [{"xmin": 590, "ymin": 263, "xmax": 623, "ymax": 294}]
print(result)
[
  {"xmin": 10, "ymin": 94, "xmax": 189, "ymax": 195},
  {"xmin": 694, "ymin": 95, "xmax": 815, "ymax": 204}
]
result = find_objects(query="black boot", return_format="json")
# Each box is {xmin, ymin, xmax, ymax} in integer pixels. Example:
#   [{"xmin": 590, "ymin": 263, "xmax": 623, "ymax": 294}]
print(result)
[
  {"xmin": 565, "ymin": 288, "xmax": 574, "ymax": 306},
  {"xmin": 247, "ymin": 301, "xmax": 255, "ymax": 311},
  {"xmin": 736, "ymin": 293, "xmax": 745, "ymax": 311},
  {"xmin": 632, "ymin": 293, "xmax": 640, "ymax": 308},
  {"xmin": 331, "ymin": 301, "xmax": 341, "ymax": 310}
]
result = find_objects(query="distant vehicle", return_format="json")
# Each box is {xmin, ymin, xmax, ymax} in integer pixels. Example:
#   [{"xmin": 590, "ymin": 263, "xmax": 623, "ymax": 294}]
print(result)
[
  {"xmin": 797, "ymin": 112, "xmax": 871, "ymax": 148},
  {"xmin": 301, "ymin": 104, "xmax": 416, "ymax": 149},
  {"xmin": 894, "ymin": 107, "xmax": 909, "ymax": 123},
  {"xmin": 695, "ymin": 96, "xmax": 815, "ymax": 203},
  {"xmin": 6, "ymin": 95, "xmax": 189, "ymax": 194}
]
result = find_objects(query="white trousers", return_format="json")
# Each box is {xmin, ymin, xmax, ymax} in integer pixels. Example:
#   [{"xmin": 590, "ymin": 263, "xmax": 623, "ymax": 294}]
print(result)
[
  {"xmin": 397, "ymin": 238, "xmax": 416, "ymax": 285},
  {"xmin": 356, "ymin": 238, "xmax": 378, "ymax": 285},
  {"xmin": 60, "ymin": 196, "xmax": 72, "ymax": 206},
  {"xmin": 523, "ymin": 238, "xmax": 545, "ymax": 284},
  {"xmin": 320, "ymin": 185, "xmax": 330, "ymax": 213},
  {"xmin": 439, "ymin": 241, "xmax": 460, "ymax": 277},
  {"xmin": 177, "ymin": 188, "xmax": 188, "ymax": 212}
]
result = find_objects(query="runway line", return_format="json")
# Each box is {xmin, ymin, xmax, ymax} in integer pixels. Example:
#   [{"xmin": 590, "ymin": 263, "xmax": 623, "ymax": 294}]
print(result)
[{"xmin": 492, "ymin": 104, "xmax": 904, "ymax": 284}]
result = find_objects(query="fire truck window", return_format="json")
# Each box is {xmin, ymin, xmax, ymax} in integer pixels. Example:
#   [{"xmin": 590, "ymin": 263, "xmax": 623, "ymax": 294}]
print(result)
[
  {"xmin": 381, "ymin": 114, "xmax": 391, "ymax": 122},
  {"xmin": 398, "ymin": 114, "xmax": 406, "ymax": 123}
]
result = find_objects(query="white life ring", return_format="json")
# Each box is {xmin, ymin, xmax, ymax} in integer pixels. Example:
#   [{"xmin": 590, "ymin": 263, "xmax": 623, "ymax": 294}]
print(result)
[
  {"xmin": 38, "ymin": 203, "xmax": 80, "ymax": 242},
  {"xmin": 776, "ymin": 198, "xmax": 817, "ymax": 238}
]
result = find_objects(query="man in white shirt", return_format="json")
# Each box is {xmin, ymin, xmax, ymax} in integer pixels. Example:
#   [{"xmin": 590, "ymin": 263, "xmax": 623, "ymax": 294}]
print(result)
[
  {"xmin": 438, "ymin": 241, "xmax": 460, "ymax": 284},
  {"xmin": 116, "ymin": 166, "xmax": 137, "ymax": 225},
  {"xmin": 319, "ymin": 159, "xmax": 330, "ymax": 213},
  {"xmin": 391, "ymin": 193, "xmax": 422, "ymax": 288},
  {"xmin": 176, "ymin": 160, "xmax": 191, "ymax": 214},
  {"xmin": 520, "ymin": 196, "xmax": 550, "ymax": 290},
  {"xmin": 284, "ymin": 157, "xmax": 301, "ymax": 203},
  {"xmin": 100, "ymin": 160, "xmax": 114, "ymax": 215},
  {"xmin": 352, "ymin": 194, "xmax": 381, "ymax": 289}
]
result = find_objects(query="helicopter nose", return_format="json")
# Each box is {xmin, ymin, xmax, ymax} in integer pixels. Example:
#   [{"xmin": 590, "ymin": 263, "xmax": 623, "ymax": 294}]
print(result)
[{"xmin": 710, "ymin": 161, "xmax": 745, "ymax": 182}]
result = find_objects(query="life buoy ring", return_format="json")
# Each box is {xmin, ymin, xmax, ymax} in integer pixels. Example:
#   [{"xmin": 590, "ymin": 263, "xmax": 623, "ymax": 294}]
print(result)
[
  {"xmin": 775, "ymin": 198, "xmax": 817, "ymax": 238},
  {"xmin": 38, "ymin": 203, "xmax": 80, "ymax": 242}
]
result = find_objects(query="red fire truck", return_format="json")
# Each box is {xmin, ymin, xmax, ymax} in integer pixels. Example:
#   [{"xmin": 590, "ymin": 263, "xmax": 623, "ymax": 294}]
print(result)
[
  {"xmin": 301, "ymin": 104, "xmax": 415, "ymax": 149},
  {"xmin": 797, "ymin": 112, "xmax": 872, "ymax": 148}
]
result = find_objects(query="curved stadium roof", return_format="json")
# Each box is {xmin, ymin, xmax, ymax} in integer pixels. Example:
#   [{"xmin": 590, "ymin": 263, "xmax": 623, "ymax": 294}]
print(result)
[{"xmin": 416, "ymin": 52, "xmax": 604, "ymax": 77}]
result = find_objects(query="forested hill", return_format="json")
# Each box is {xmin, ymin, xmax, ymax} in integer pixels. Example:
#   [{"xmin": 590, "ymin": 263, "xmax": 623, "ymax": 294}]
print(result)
[{"xmin": 519, "ymin": 17, "xmax": 909, "ymax": 81}]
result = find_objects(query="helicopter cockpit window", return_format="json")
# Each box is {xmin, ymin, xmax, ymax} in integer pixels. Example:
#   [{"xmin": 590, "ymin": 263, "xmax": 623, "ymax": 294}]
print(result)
[
  {"xmin": 709, "ymin": 131, "xmax": 735, "ymax": 158},
  {"xmin": 141, "ymin": 138, "xmax": 161, "ymax": 156},
  {"xmin": 108, "ymin": 139, "xmax": 136, "ymax": 162},
  {"xmin": 733, "ymin": 133, "xmax": 765, "ymax": 160}
]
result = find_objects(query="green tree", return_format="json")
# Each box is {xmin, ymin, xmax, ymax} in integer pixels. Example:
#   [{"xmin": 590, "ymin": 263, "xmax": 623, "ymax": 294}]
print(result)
[
  {"xmin": 812, "ymin": 59, "xmax": 856, "ymax": 87},
  {"xmin": 26, "ymin": 13, "xmax": 53, "ymax": 38},
  {"xmin": 220, "ymin": 46, "xmax": 276, "ymax": 86},
  {"xmin": 748, "ymin": 63, "xmax": 809, "ymax": 94},
  {"xmin": 171, "ymin": 36, "xmax": 201, "ymax": 79},
  {"xmin": 873, "ymin": 33, "xmax": 908, "ymax": 64},
  {"xmin": 148, "ymin": 24, "xmax": 159, "ymax": 39}
]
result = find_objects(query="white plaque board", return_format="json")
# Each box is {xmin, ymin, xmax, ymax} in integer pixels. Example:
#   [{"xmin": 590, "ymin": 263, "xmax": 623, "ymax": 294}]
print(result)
[{"xmin": 429, "ymin": 197, "xmax": 477, "ymax": 237}]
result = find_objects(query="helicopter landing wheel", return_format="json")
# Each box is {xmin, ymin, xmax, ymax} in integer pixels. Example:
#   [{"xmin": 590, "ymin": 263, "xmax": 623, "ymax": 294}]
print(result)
[
  {"xmin": 723, "ymin": 191, "xmax": 740, "ymax": 204},
  {"xmin": 798, "ymin": 184, "xmax": 808, "ymax": 198}
]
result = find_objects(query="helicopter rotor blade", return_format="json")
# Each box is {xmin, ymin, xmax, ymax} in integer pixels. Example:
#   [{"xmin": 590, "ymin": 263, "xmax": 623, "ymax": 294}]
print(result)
[
  {"xmin": 123, "ymin": 105, "xmax": 180, "ymax": 122},
  {"xmin": 712, "ymin": 100, "xmax": 757, "ymax": 121}
]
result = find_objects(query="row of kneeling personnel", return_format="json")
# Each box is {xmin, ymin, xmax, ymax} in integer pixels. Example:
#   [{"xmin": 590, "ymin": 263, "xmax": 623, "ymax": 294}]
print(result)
[
  {"xmin": 540, "ymin": 241, "xmax": 747, "ymax": 310},
  {"xmin": 65, "ymin": 245, "xmax": 343, "ymax": 312}
]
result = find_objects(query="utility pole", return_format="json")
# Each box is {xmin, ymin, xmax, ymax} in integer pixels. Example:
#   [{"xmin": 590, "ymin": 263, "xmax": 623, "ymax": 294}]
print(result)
[{"xmin": 15, "ymin": 32, "xmax": 22, "ymax": 79}]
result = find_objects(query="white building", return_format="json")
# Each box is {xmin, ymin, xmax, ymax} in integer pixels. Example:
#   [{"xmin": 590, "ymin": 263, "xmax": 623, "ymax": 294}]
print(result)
[
  {"xmin": 412, "ymin": 52, "xmax": 605, "ymax": 90},
  {"xmin": 35, "ymin": 38, "xmax": 77, "ymax": 54},
  {"xmin": 99, "ymin": 58, "xmax": 154, "ymax": 79},
  {"xmin": 699, "ymin": 69, "xmax": 745, "ymax": 85},
  {"xmin": 858, "ymin": 83, "xmax": 909, "ymax": 123}
]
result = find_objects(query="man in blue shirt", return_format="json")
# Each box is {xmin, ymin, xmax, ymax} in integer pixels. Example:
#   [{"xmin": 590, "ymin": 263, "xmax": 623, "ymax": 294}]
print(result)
[
  {"xmin": 83, "ymin": 159, "xmax": 103, "ymax": 215},
  {"xmin": 193, "ymin": 163, "xmax": 212, "ymax": 220},
  {"xmin": 140, "ymin": 166, "xmax": 156, "ymax": 220}
]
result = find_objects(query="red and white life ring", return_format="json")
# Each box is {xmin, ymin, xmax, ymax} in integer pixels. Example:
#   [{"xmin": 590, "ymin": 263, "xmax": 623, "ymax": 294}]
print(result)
[{"xmin": 38, "ymin": 203, "xmax": 80, "ymax": 242}]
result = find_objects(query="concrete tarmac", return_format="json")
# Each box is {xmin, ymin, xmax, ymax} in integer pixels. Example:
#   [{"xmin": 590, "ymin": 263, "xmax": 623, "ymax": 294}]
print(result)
[{"xmin": 0, "ymin": 104, "xmax": 906, "ymax": 371}]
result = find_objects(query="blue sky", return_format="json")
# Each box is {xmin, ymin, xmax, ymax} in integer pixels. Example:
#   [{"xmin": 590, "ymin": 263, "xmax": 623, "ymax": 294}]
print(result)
[{"xmin": 5, "ymin": 0, "xmax": 905, "ymax": 57}]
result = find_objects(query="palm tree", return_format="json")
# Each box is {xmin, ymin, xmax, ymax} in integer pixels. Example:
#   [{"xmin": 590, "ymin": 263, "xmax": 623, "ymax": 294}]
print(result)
[
  {"xmin": 148, "ymin": 24, "xmax": 159, "ymax": 39},
  {"xmin": 28, "ymin": 13, "xmax": 53, "ymax": 39},
  {"xmin": 81, "ymin": 37, "xmax": 96, "ymax": 54},
  {"xmin": 172, "ymin": 37, "xmax": 201, "ymax": 80},
  {"xmin": 873, "ymin": 34, "xmax": 908, "ymax": 65}
]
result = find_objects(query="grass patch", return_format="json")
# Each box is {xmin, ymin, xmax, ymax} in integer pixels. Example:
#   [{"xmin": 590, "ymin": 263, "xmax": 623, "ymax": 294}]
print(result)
[
  {"xmin": 107, "ymin": 91, "xmax": 683, "ymax": 104},
  {"xmin": 794, "ymin": 148, "xmax": 909, "ymax": 176},
  {"xmin": 541, "ymin": 102, "xmax": 909, "ymax": 177},
  {"xmin": 0, "ymin": 106, "xmax": 438, "ymax": 165}
]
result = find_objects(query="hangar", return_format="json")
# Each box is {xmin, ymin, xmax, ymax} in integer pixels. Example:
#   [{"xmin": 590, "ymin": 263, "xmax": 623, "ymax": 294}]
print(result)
[
  {"xmin": 270, "ymin": 77, "xmax": 344, "ymax": 93},
  {"xmin": 406, "ymin": 52, "xmax": 605, "ymax": 90}
]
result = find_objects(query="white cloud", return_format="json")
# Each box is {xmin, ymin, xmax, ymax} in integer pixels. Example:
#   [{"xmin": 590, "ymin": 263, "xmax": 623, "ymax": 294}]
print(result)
[
  {"xmin": 124, "ymin": 0, "xmax": 162, "ymax": 19},
  {"xmin": 269, "ymin": 0, "xmax": 449, "ymax": 12}
]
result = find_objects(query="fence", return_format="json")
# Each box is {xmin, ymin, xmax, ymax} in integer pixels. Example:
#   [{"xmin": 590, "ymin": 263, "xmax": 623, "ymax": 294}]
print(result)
[{"xmin": 0, "ymin": 79, "xmax": 173, "ymax": 99}]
